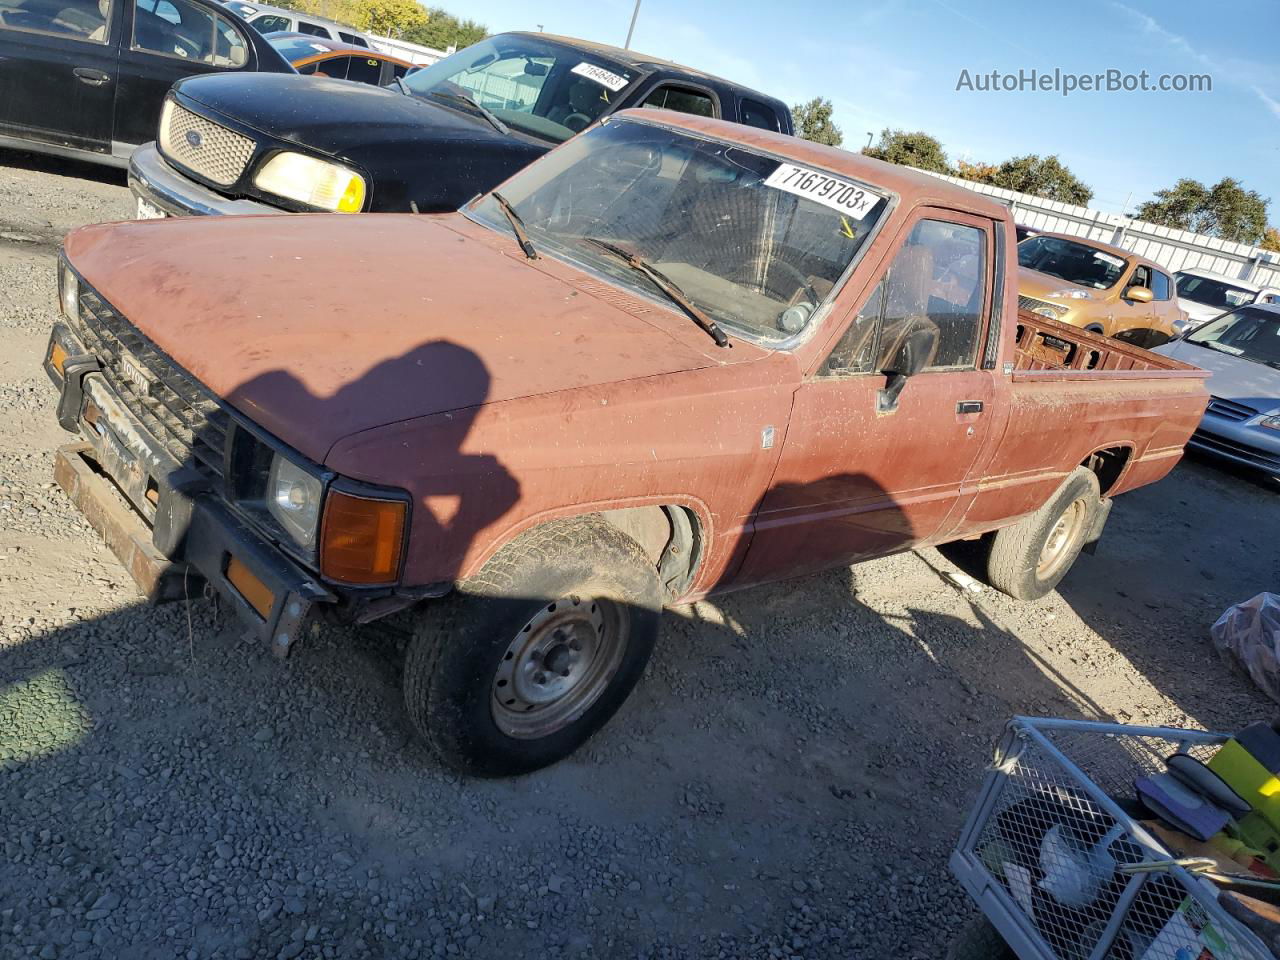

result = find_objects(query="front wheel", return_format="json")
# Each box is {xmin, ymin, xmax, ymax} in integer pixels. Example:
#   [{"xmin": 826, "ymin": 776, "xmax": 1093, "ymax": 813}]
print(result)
[
  {"xmin": 403, "ymin": 516, "xmax": 662, "ymax": 776},
  {"xmin": 986, "ymin": 466, "xmax": 1100, "ymax": 600}
]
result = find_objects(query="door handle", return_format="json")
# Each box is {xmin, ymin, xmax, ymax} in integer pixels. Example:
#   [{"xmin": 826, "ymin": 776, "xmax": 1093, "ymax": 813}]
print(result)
[
  {"xmin": 956, "ymin": 400, "xmax": 984, "ymax": 414},
  {"xmin": 74, "ymin": 67, "xmax": 111, "ymax": 86}
]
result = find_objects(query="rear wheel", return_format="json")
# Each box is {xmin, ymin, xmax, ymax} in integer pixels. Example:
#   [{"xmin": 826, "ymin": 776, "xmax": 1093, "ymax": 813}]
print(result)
[
  {"xmin": 403, "ymin": 516, "xmax": 662, "ymax": 776},
  {"xmin": 986, "ymin": 466, "xmax": 1100, "ymax": 600}
]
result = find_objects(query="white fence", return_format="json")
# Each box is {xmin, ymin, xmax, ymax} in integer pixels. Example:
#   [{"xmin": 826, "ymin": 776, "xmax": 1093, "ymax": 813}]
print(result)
[{"xmin": 915, "ymin": 169, "xmax": 1280, "ymax": 288}]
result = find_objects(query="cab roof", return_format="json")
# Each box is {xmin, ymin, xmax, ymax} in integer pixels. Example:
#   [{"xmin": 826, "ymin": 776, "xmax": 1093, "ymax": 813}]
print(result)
[{"xmin": 608, "ymin": 109, "xmax": 1010, "ymax": 220}]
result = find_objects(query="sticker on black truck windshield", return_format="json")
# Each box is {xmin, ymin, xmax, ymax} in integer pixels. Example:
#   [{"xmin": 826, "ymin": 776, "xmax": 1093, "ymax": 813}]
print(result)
[
  {"xmin": 764, "ymin": 163, "xmax": 882, "ymax": 219},
  {"xmin": 571, "ymin": 62, "xmax": 629, "ymax": 91}
]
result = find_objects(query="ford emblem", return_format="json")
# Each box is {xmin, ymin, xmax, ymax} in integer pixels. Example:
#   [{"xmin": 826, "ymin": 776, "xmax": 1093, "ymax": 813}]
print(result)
[{"xmin": 185, "ymin": 129, "xmax": 203, "ymax": 149}]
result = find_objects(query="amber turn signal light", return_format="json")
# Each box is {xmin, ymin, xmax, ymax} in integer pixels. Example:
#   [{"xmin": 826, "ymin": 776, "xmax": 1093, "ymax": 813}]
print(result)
[
  {"xmin": 49, "ymin": 342, "xmax": 68, "ymax": 376},
  {"xmin": 319, "ymin": 490, "xmax": 407, "ymax": 584}
]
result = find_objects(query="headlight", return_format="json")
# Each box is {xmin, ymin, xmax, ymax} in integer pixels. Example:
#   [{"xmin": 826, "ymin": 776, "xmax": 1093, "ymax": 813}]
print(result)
[
  {"xmin": 1031, "ymin": 304, "xmax": 1065, "ymax": 319},
  {"xmin": 267, "ymin": 454, "xmax": 324, "ymax": 549},
  {"xmin": 1261, "ymin": 416, "xmax": 1280, "ymax": 432},
  {"xmin": 59, "ymin": 260, "xmax": 79, "ymax": 319},
  {"xmin": 1047, "ymin": 289, "xmax": 1094, "ymax": 300},
  {"xmin": 253, "ymin": 152, "xmax": 366, "ymax": 213}
]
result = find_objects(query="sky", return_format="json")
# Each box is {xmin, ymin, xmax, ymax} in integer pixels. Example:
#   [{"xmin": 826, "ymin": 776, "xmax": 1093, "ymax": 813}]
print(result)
[{"xmin": 443, "ymin": 0, "xmax": 1280, "ymax": 217}]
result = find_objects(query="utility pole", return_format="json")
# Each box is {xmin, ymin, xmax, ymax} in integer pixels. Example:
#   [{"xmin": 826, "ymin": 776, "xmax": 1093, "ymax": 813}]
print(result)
[
  {"xmin": 865, "ymin": 131, "xmax": 873, "ymax": 149},
  {"xmin": 624, "ymin": 0, "xmax": 641, "ymax": 48}
]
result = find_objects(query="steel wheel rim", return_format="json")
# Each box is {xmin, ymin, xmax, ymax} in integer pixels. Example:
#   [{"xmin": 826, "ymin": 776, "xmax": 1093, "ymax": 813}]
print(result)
[
  {"xmin": 1037, "ymin": 497, "xmax": 1088, "ymax": 579},
  {"xmin": 491, "ymin": 595, "xmax": 628, "ymax": 740}
]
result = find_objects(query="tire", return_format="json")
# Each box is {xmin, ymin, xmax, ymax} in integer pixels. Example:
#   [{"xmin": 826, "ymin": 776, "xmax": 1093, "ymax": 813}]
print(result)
[
  {"xmin": 947, "ymin": 917, "xmax": 1015, "ymax": 960},
  {"xmin": 986, "ymin": 466, "xmax": 1100, "ymax": 601},
  {"xmin": 403, "ymin": 516, "xmax": 662, "ymax": 776}
]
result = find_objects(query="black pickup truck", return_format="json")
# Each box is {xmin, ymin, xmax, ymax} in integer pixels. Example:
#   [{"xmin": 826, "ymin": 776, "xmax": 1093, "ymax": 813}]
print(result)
[{"xmin": 127, "ymin": 30, "xmax": 793, "ymax": 217}]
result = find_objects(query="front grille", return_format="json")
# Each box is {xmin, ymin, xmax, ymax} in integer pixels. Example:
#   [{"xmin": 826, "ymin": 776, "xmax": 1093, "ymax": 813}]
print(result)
[
  {"xmin": 159, "ymin": 100, "xmax": 255, "ymax": 187},
  {"xmin": 1018, "ymin": 294, "xmax": 1062, "ymax": 317},
  {"xmin": 1190, "ymin": 429, "xmax": 1280, "ymax": 471},
  {"xmin": 1205, "ymin": 395, "xmax": 1258, "ymax": 422},
  {"xmin": 71, "ymin": 290, "xmax": 230, "ymax": 484}
]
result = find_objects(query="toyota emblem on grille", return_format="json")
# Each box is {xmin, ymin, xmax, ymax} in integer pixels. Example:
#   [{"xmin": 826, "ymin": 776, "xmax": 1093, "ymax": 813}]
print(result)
[{"xmin": 185, "ymin": 129, "xmax": 203, "ymax": 149}]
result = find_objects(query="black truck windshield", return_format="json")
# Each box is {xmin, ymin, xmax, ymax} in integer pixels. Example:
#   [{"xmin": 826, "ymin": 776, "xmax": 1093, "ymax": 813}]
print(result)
[
  {"xmin": 402, "ymin": 36, "xmax": 639, "ymax": 144},
  {"xmin": 467, "ymin": 118, "xmax": 888, "ymax": 343},
  {"xmin": 1017, "ymin": 235, "xmax": 1128, "ymax": 290}
]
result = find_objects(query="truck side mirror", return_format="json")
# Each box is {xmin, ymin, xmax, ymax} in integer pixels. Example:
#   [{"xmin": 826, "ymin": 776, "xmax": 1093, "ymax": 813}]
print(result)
[
  {"xmin": 1124, "ymin": 285, "xmax": 1154, "ymax": 303},
  {"xmin": 877, "ymin": 319, "xmax": 937, "ymax": 413}
]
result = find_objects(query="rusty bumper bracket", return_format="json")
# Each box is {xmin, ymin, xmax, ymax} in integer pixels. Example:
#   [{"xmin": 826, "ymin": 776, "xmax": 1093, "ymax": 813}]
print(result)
[{"xmin": 54, "ymin": 442, "xmax": 200, "ymax": 603}]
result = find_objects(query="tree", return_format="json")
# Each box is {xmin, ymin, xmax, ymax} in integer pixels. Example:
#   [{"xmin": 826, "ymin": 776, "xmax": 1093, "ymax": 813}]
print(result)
[
  {"xmin": 1262, "ymin": 227, "xmax": 1280, "ymax": 253},
  {"xmin": 1135, "ymin": 177, "xmax": 1269, "ymax": 245},
  {"xmin": 863, "ymin": 129, "xmax": 950, "ymax": 174},
  {"xmin": 963, "ymin": 154, "xmax": 1093, "ymax": 206},
  {"xmin": 351, "ymin": 0, "xmax": 428, "ymax": 36},
  {"xmin": 791, "ymin": 98, "xmax": 842, "ymax": 147},
  {"xmin": 402, "ymin": 7, "xmax": 488, "ymax": 49}
]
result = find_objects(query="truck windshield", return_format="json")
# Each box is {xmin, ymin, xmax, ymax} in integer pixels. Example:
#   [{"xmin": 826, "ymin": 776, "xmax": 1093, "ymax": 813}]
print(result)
[
  {"xmin": 1174, "ymin": 273, "xmax": 1257, "ymax": 310},
  {"xmin": 402, "ymin": 35, "xmax": 639, "ymax": 144},
  {"xmin": 466, "ymin": 118, "xmax": 889, "ymax": 343},
  {"xmin": 1184, "ymin": 309, "xmax": 1280, "ymax": 368},
  {"xmin": 1017, "ymin": 235, "xmax": 1127, "ymax": 290}
]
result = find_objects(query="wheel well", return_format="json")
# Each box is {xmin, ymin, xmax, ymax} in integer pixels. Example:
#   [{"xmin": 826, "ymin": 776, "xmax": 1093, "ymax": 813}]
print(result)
[
  {"xmin": 1082, "ymin": 446, "xmax": 1131, "ymax": 495},
  {"xmin": 599, "ymin": 504, "xmax": 703, "ymax": 598}
]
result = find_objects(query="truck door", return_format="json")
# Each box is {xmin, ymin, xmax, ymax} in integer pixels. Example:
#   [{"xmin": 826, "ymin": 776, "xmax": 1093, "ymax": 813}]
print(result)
[
  {"xmin": 0, "ymin": 0, "xmax": 120, "ymax": 155},
  {"xmin": 735, "ymin": 209, "xmax": 998, "ymax": 584}
]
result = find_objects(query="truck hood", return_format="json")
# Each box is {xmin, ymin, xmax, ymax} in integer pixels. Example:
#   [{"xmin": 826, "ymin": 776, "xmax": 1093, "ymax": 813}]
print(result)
[
  {"xmin": 174, "ymin": 73, "xmax": 536, "ymax": 159},
  {"xmin": 64, "ymin": 214, "xmax": 728, "ymax": 464},
  {"xmin": 1154, "ymin": 337, "xmax": 1280, "ymax": 412}
]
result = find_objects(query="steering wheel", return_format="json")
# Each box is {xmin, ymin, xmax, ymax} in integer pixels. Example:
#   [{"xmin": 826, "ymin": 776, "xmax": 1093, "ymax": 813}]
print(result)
[
  {"xmin": 562, "ymin": 112, "xmax": 592, "ymax": 133},
  {"xmin": 735, "ymin": 259, "xmax": 820, "ymax": 307}
]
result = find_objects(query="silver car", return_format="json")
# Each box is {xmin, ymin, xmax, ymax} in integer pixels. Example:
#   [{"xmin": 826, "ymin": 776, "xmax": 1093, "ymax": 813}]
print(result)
[{"xmin": 1153, "ymin": 303, "xmax": 1280, "ymax": 476}]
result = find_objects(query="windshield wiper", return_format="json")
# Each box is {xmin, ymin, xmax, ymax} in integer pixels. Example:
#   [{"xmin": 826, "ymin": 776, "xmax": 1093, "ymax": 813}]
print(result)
[
  {"xmin": 491, "ymin": 192, "xmax": 537, "ymax": 260},
  {"xmin": 428, "ymin": 91, "xmax": 509, "ymax": 135},
  {"xmin": 581, "ymin": 237, "xmax": 729, "ymax": 348}
]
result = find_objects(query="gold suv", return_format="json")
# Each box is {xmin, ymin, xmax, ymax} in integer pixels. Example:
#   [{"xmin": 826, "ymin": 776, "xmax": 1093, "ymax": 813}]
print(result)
[{"xmin": 1017, "ymin": 232, "xmax": 1185, "ymax": 346}]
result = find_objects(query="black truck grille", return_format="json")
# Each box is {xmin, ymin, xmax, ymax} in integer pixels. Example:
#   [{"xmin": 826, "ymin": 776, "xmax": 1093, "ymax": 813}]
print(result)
[{"xmin": 73, "ymin": 290, "xmax": 230, "ymax": 483}]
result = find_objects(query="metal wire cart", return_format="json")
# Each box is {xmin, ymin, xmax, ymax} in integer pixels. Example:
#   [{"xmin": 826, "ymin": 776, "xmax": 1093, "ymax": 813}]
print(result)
[{"xmin": 951, "ymin": 718, "xmax": 1280, "ymax": 960}]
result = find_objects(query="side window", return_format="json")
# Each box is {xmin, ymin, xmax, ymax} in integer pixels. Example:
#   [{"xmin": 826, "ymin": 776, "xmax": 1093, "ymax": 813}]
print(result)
[
  {"xmin": 641, "ymin": 85, "xmax": 715, "ymax": 118},
  {"xmin": 252, "ymin": 13, "xmax": 289, "ymax": 31},
  {"xmin": 296, "ymin": 19, "xmax": 327, "ymax": 36},
  {"xmin": 337, "ymin": 30, "xmax": 365, "ymax": 46},
  {"xmin": 822, "ymin": 280, "xmax": 885, "ymax": 376},
  {"xmin": 1, "ymin": 0, "xmax": 111, "ymax": 42},
  {"xmin": 311, "ymin": 55, "xmax": 348, "ymax": 78},
  {"xmin": 133, "ymin": 0, "xmax": 248, "ymax": 65},
  {"xmin": 740, "ymin": 98, "xmax": 780, "ymax": 132},
  {"xmin": 1151, "ymin": 270, "xmax": 1171, "ymax": 300},
  {"xmin": 295, "ymin": 60, "xmax": 319, "ymax": 74},
  {"xmin": 344, "ymin": 54, "xmax": 381, "ymax": 85},
  {"xmin": 822, "ymin": 218, "xmax": 988, "ymax": 376},
  {"xmin": 1129, "ymin": 264, "xmax": 1152, "ymax": 291}
]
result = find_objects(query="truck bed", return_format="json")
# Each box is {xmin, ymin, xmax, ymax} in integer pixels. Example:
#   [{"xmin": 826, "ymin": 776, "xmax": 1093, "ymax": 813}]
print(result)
[{"xmin": 1012, "ymin": 311, "xmax": 1204, "ymax": 380}]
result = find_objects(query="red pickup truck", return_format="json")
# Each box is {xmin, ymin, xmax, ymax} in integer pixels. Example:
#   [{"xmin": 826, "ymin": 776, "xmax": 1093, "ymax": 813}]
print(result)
[{"xmin": 45, "ymin": 110, "xmax": 1208, "ymax": 775}]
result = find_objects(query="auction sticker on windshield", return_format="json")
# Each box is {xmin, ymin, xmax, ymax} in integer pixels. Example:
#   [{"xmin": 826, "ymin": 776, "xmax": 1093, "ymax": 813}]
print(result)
[
  {"xmin": 571, "ymin": 62, "xmax": 629, "ymax": 92},
  {"xmin": 764, "ymin": 163, "xmax": 882, "ymax": 220}
]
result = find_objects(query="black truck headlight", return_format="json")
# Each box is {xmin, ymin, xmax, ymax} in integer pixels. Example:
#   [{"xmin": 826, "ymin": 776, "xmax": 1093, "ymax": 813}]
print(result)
[
  {"xmin": 267, "ymin": 453, "xmax": 324, "ymax": 550},
  {"xmin": 253, "ymin": 152, "xmax": 366, "ymax": 213}
]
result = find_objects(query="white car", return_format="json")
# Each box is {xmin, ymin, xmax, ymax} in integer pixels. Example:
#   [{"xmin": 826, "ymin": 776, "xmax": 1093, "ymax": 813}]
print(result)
[
  {"xmin": 1174, "ymin": 267, "xmax": 1280, "ymax": 333},
  {"xmin": 220, "ymin": 0, "xmax": 372, "ymax": 47}
]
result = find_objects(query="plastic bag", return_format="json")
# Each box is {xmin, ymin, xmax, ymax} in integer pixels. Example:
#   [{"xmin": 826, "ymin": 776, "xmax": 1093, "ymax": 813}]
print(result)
[{"xmin": 1211, "ymin": 593, "xmax": 1280, "ymax": 703}]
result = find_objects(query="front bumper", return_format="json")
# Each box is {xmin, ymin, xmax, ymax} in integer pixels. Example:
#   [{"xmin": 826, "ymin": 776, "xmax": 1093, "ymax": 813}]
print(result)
[
  {"xmin": 128, "ymin": 142, "xmax": 276, "ymax": 217},
  {"xmin": 46, "ymin": 335, "xmax": 332, "ymax": 653},
  {"xmin": 1187, "ymin": 415, "xmax": 1280, "ymax": 477}
]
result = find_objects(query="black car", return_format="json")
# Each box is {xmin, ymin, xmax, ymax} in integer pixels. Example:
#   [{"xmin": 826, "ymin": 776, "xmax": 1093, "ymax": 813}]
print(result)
[
  {"xmin": 0, "ymin": 0, "xmax": 293, "ymax": 166},
  {"xmin": 127, "ymin": 31, "xmax": 794, "ymax": 217}
]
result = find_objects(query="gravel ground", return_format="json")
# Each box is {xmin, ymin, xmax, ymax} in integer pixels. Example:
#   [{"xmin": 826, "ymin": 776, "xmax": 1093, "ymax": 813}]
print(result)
[{"xmin": 2, "ymin": 147, "xmax": 1279, "ymax": 960}]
